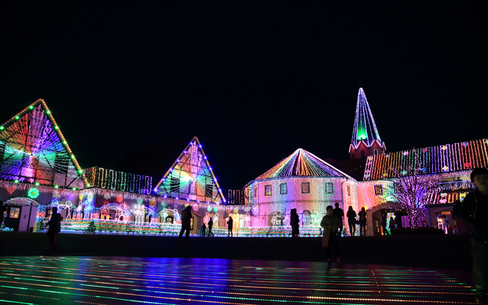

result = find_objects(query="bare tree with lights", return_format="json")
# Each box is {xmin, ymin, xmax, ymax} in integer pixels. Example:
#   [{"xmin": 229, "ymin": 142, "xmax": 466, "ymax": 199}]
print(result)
[{"xmin": 386, "ymin": 149, "xmax": 440, "ymax": 229}]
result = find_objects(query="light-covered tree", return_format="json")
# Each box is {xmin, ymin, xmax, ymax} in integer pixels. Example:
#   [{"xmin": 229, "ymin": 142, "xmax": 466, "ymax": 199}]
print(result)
[{"xmin": 386, "ymin": 150, "xmax": 440, "ymax": 228}]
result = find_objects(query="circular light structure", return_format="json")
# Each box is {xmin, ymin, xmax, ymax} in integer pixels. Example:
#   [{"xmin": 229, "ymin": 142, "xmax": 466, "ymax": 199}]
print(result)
[{"xmin": 27, "ymin": 188, "xmax": 40, "ymax": 199}]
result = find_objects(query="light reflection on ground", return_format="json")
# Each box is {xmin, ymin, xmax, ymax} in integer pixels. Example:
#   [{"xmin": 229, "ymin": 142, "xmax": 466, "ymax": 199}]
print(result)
[{"xmin": 0, "ymin": 256, "xmax": 477, "ymax": 304}]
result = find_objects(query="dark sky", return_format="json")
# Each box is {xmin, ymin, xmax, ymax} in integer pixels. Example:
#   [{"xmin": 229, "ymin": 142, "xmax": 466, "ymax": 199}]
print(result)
[{"xmin": 1, "ymin": 1, "xmax": 487, "ymax": 189}]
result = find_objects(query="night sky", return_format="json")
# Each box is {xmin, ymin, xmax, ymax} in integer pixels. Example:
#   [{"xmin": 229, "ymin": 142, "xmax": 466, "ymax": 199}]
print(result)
[{"xmin": 1, "ymin": 1, "xmax": 487, "ymax": 189}]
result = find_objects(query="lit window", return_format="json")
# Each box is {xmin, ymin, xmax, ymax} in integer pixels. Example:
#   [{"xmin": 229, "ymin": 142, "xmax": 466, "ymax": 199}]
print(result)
[
  {"xmin": 374, "ymin": 184, "xmax": 383, "ymax": 196},
  {"xmin": 325, "ymin": 182, "xmax": 334, "ymax": 194},
  {"xmin": 254, "ymin": 187, "xmax": 257, "ymax": 199},
  {"xmin": 279, "ymin": 183, "xmax": 287, "ymax": 195},
  {"xmin": 302, "ymin": 210, "xmax": 311, "ymax": 226},
  {"xmin": 265, "ymin": 185, "xmax": 272, "ymax": 196},
  {"xmin": 301, "ymin": 182, "xmax": 310, "ymax": 194},
  {"xmin": 347, "ymin": 185, "xmax": 351, "ymax": 196},
  {"xmin": 9, "ymin": 207, "xmax": 20, "ymax": 218}
]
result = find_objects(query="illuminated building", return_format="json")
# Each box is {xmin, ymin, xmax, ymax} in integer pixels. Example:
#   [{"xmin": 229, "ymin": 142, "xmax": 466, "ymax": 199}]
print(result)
[
  {"xmin": 0, "ymin": 92, "xmax": 486, "ymax": 236},
  {"xmin": 244, "ymin": 148, "xmax": 357, "ymax": 234},
  {"xmin": 349, "ymin": 88, "xmax": 386, "ymax": 159}
]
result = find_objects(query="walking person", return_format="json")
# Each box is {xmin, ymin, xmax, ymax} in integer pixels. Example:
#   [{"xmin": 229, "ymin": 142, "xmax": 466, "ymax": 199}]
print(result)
[
  {"xmin": 321, "ymin": 205, "xmax": 343, "ymax": 265},
  {"xmin": 359, "ymin": 207, "xmax": 367, "ymax": 236},
  {"xmin": 227, "ymin": 216, "xmax": 233, "ymax": 237},
  {"xmin": 333, "ymin": 203, "xmax": 344, "ymax": 236},
  {"xmin": 290, "ymin": 208, "xmax": 300, "ymax": 238},
  {"xmin": 201, "ymin": 222, "xmax": 206, "ymax": 237},
  {"xmin": 460, "ymin": 168, "xmax": 488, "ymax": 305},
  {"xmin": 346, "ymin": 206, "xmax": 357, "ymax": 236},
  {"xmin": 207, "ymin": 218, "xmax": 214, "ymax": 237},
  {"xmin": 47, "ymin": 207, "xmax": 62, "ymax": 247},
  {"xmin": 381, "ymin": 211, "xmax": 390, "ymax": 235},
  {"xmin": 178, "ymin": 206, "xmax": 192, "ymax": 241}
]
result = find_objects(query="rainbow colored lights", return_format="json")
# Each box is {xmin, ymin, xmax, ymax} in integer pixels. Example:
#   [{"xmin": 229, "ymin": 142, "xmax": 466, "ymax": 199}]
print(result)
[
  {"xmin": 0, "ymin": 99, "xmax": 86, "ymax": 188},
  {"xmin": 0, "ymin": 256, "xmax": 476, "ymax": 304},
  {"xmin": 154, "ymin": 137, "xmax": 225, "ymax": 204},
  {"xmin": 255, "ymin": 148, "xmax": 351, "ymax": 180},
  {"xmin": 349, "ymin": 88, "xmax": 386, "ymax": 153},
  {"xmin": 364, "ymin": 139, "xmax": 488, "ymax": 180}
]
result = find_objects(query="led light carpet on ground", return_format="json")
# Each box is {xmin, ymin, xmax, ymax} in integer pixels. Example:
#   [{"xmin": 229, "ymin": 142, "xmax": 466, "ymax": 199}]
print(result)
[{"xmin": 0, "ymin": 256, "xmax": 476, "ymax": 305}]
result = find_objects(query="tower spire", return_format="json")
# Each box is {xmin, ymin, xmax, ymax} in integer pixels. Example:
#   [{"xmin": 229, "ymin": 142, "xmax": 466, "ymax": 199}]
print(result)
[{"xmin": 349, "ymin": 88, "xmax": 386, "ymax": 159}]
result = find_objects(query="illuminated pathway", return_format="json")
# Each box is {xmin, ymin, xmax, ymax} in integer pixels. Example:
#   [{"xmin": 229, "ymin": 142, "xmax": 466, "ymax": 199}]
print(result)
[{"xmin": 0, "ymin": 256, "xmax": 476, "ymax": 305}]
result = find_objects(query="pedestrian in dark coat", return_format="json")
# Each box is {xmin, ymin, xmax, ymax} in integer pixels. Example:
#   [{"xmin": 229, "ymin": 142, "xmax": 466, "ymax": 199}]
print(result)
[
  {"xmin": 179, "ymin": 206, "xmax": 192, "ymax": 240},
  {"xmin": 290, "ymin": 208, "xmax": 300, "ymax": 238},
  {"xmin": 459, "ymin": 168, "xmax": 488, "ymax": 304},
  {"xmin": 346, "ymin": 206, "xmax": 357, "ymax": 236},
  {"xmin": 321, "ymin": 205, "xmax": 342, "ymax": 264},
  {"xmin": 207, "ymin": 218, "xmax": 214, "ymax": 237},
  {"xmin": 333, "ymin": 203, "xmax": 344, "ymax": 235},
  {"xmin": 358, "ymin": 207, "xmax": 367, "ymax": 236},
  {"xmin": 227, "ymin": 216, "xmax": 233, "ymax": 237},
  {"xmin": 47, "ymin": 207, "xmax": 62, "ymax": 246}
]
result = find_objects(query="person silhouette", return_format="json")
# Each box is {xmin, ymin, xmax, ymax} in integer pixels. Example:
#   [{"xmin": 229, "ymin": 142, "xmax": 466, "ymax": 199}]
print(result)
[
  {"xmin": 346, "ymin": 206, "xmax": 357, "ymax": 236},
  {"xmin": 47, "ymin": 207, "xmax": 62, "ymax": 246},
  {"xmin": 358, "ymin": 207, "xmax": 367, "ymax": 237},
  {"xmin": 321, "ymin": 205, "xmax": 342, "ymax": 265},
  {"xmin": 207, "ymin": 218, "xmax": 214, "ymax": 237},
  {"xmin": 333, "ymin": 203, "xmax": 344, "ymax": 236},
  {"xmin": 290, "ymin": 208, "xmax": 300, "ymax": 238},
  {"xmin": 459, "ymin": 168, "xmax": 488, "ymax": 304},
  {"xmin": 178, "ymin": 206, "xmax": 192, "ymax": 241},
  {"xmin": 227, "ymin": 216, "xmax": 233, "ymax": 237}
]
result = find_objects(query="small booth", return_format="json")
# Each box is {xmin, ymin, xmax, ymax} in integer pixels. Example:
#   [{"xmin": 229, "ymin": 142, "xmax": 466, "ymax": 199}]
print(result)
[{"xmin": 3, "ymin": 197, "xmax": 38, "ymax": 232}]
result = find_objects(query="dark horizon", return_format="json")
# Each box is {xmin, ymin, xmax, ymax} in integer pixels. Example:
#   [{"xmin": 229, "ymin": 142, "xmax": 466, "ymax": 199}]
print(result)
[{"xmin": 1, "ymin": 1, "xmax": 487, "ymax": 189}]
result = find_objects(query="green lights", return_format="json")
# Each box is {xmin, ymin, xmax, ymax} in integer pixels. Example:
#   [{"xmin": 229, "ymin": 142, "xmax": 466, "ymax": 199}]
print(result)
[
  {"xmin": 46, "ymin": 110, "xmax": 51, "ymax": 114},
  {"xmin": 15, "ymin": 115, "xmax": 20, "ymax": 120},
  {"xmin": 70, "ymin": 155, "xmax": 75, "ymax": 159},
  {"xmin": 14, "ymin": 179, "xmax": 19, "ymax": 184},
  {"xmin": 0, "ymin": 126, "xmax": 4, "ymax": 130},
  {"xmin": 54, "ymin": 125, "xmax": 59, "ymax": 130},
  {"xmin": 35, "ymin": 182, "xmax": 40, "ymax": 186},
  {"xmin": 54, "ymin": 185, "xmax": 59, "ymax": 189},
  {"xmin": 72, "ymin": 187, "xmax": 77, "ymax": 191},
  {"xmin": 27, "ymin": 188, "xmax": 40, "ymax": 199},
  {"xmin": 29, "ymin": 105, "xmax": 34, "ymax": 110}
]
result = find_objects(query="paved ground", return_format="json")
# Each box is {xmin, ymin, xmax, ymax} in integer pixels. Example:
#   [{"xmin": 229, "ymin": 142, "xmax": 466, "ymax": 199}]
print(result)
[
  {"xmin": 0, "ymin": 256, "xmax": 478, "ymax": 305},
  {"xmin": 0, "ymin": 232, "xmax": 478, "ymax": 304}
]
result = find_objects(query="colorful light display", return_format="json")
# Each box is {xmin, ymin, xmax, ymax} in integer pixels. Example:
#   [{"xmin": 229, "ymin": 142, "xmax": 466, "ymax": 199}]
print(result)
[
  {"xmin": 349, "ymin": 88, "xmax": 386, "ymax": 151},
  {"xmin": 364, "ymin": 138, "xmax": 488, "ymax": 180},
  {"xmin": 247, "ymin": 148, "xmax": 358, "ymax": 228},
  {"xmin": 84, "ymin": 166, "xmax": 153, "ymax": 195},
  {"xmin": 154, "ymin": 137, "xmax": 225, "ymax": 204},
  {"xmin": 0, "ymin": 99, "xmax": 85, "ymax": 188},
  {"xmin": 255, "ymin": 148, "xmax": 351, "ymax": 179}
]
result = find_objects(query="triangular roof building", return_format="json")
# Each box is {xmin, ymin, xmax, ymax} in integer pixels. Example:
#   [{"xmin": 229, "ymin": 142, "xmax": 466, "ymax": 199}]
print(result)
[
  {"xmin": 154, "ymin": 137, "xmax": 226, "ymax": 204},
  {"xmin": 0, "ymin": 99, "xmax": 85, "ymax": 188},
  {"xmin": 254, "ymin": 148, "xmax": 352, "ymax": 180}
]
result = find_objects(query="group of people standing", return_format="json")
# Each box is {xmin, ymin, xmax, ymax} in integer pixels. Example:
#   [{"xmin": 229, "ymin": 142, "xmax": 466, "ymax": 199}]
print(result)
[{"xmin": 319, "ymin": 203, "xmax": 367, "ymax": 265}]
